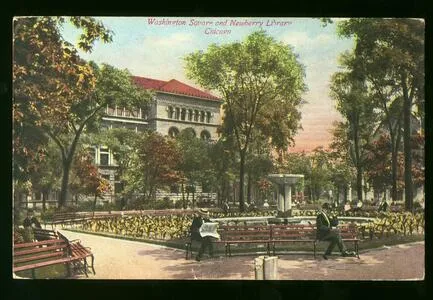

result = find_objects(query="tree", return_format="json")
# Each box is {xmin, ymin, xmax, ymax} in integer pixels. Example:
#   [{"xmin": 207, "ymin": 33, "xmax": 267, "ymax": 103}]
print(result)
[
  {"xmin": 71, "ymin": 150, "xmax": 112, "ymax": 214},
  {"xmin": 337, "ymin": 18, "xmax": 424, "ymax": 211},
  {"xmin": 330, "ymin": 54, "xmax": 380, "ymax": 202},
  {"xmin": 51, "ymin": 63, "xmax": 151, "ymax": 207},
  {"xmin": 176, "ymin": 128, "xmax": 212, "ymax": 208},
  {"xmin": 13, "ymin": 17, "xmax": 112, "ymax": 183},
  {"xmin": 185, "ymin": 30, "xmax": 307, "ymax": 211},
  {"xmin": 329, "ymin": 122, "xmax": 356, "ymax": 203},
  {"xmin": 124, "ymin": 132, "xmax": 183, "ymax": 204}
]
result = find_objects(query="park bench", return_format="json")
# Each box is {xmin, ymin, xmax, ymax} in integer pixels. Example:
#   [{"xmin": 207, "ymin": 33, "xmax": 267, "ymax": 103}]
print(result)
[
  {"xmin": 270, "ymin": 223, "xmax": 360, "ymax": 258},
  {"xmin": 33, "ymin": 228, "xmax": 59, "ymax": 241},
  {"xmin": 13, "ymin": 238, "xmax": 74, "ymax": 279},
  {"xmin": 185, "ymin": 223, "xmax": 360, "ymax": 259},
  {"xmin": 45, "ymin": 212, "xmax": 112, "ymax": 229},
  {"xmin": 14, "ymin": 231, "xmax": 96, "ymax": 278},
  {"xmin": 55, "ymin": 231, "xmax": 96, "ymax": 277},
  {"xmin": 185, "ymin": 225, "xmax": 271, "ymax": 259}
]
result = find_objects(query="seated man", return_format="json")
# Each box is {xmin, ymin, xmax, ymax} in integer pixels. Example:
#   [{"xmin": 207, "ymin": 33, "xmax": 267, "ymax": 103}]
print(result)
[
  {"xmin": 316, "ymin": 203, "xmax": 355, "ymax": 260},
  {"xmin": 190, "ymin": 208, "xmax": 219, "ymax": 261}
]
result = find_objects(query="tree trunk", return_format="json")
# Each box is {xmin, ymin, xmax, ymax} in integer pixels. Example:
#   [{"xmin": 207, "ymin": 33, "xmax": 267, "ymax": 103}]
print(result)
[
  {"xmin": 93, "ymin": 194, "xmax": 97, "ymax": 217},
  {"xmin": 356, "ymin": 167, "xmax": 363, "ymax": 202},
  {"xmin": 181, "ymin": 182, "xmax": 186, "ymax": 209},
  {"xmin": 59, "ymin": 157, "xmax": 73, "ymax": 208},
  {"xmin": 247, "ymin": 173, "xmax": 252, "ymax": 204},
  {"xmin": 42, "ymin": 191, "xmax": 47, "ymax": 212},
  {"xmin": 391, "ymin": 148, "xmax": 399, "ymax": 201},
  {"xmin": 353, "ymin": 119, "xmax": 363, "ymax": 202},
  {"xmin": 402, "ymin": 76, "xmax": 413, "ymax": 211},
  {"xmin": 238, "ymin": 151, "xmax": 246, "ymax": 211}
]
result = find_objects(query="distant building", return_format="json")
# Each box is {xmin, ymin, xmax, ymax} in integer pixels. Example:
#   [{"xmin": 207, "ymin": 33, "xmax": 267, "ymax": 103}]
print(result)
[
  {"xmin": 96, "ymin": 76, "xmax": 223, "ymax": 203},
  {"xmin": 22, "ymin": 77, "xmax": 222, "ymax": 209}
]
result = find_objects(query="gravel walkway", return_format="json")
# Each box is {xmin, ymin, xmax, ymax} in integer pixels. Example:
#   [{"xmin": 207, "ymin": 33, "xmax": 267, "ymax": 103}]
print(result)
[{"xmin": 60, "ymin": 230, "xmax": 424, "ymax": 280}]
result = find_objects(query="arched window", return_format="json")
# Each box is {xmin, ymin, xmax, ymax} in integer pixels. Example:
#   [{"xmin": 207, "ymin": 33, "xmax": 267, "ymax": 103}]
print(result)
[
  {"xmin": 206, "ymin": 111, "xmax": 212, "ymax": 123},
  {"xmin": 188, "ymin": 109, "xmax": 193, "ymax": 121},
  {"xmin": 181, "ymin": 108, "xmax": 186, "ymax": 121},
  {"xmin": 200, "ymin": 111, "xmax": 205, "ymax": 123},
  {"xmin": 175, "ymin": 107, "xmax": 180, "ymax": 120},
  {"xmin": 194, "ymin": 110, "xmax": 199, "ymax": 122},
  {"xmin": 167, "ymin": 106, "xmax": 174, "ymax": 119},
  {"xmin": 200, "ymin": 130, "xmax": 211, "ymax": 141},
  {"xmin": 168, "ymin": 127, "xmax": 180, "ymax": 138}
]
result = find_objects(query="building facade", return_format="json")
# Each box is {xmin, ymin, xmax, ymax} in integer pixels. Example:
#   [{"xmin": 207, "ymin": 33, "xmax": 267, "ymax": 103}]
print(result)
[{"xmin": 97, "ymin": 76, "xmax": 222, "ymax": 203}]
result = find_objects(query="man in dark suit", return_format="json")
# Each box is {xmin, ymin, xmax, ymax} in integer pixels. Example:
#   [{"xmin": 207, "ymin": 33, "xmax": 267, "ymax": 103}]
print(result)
[
  {"xmin": 190, "ymin": 208, "xmax": 215, "ymax": 261},
  {"xmin": 316, "ymin": 203, "xmax": 354, "ymax": 259}
]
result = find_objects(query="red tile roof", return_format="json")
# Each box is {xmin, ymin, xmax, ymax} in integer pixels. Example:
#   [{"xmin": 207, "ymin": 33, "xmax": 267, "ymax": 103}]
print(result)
[{"xmin": 132, "ymin": 76, "xmax": 221, "ymax": 101}]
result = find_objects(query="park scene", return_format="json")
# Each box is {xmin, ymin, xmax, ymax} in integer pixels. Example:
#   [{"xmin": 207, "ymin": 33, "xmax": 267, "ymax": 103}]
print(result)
[{"xmin": 12, "ymin": 17, "xmax": 424, "ymax": 280}]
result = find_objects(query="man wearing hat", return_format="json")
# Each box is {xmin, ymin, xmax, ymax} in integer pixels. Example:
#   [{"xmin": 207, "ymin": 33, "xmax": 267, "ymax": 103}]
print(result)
[
  {"xmin": 316, "ymin": 203, "xmax": 354, "ymax": 259},
  {"xmin": 190, "ymin": 208, "xmax": 214, "ymax": 261}
]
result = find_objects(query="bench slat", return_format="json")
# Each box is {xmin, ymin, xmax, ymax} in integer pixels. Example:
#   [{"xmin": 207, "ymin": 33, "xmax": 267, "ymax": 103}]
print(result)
[
  {"xmin": 14, "ymin": 238, "xmax": 65, "ymax": 249},
  {"xmin": 13, "ymin": 257, "xmax": 72, "ymax": 272},
  {"xmin": 14, "ymin": 251, "xmax": 64, "ymax": 264},
  {"xmin": 15, "ymin": 244, "xmax": 68, "ymax": 256}
]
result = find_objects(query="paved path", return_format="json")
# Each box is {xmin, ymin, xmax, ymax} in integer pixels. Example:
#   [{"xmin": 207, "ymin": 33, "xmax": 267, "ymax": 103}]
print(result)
[{"xmin": 60, "ymin": 230, "xmax": 424, "ymax": 280}]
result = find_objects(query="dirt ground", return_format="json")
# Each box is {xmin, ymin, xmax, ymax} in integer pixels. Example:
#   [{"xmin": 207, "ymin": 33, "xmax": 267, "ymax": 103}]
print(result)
[{"xmin": 60, "ymin": 230, "xmax": 424, "ymax": 280}]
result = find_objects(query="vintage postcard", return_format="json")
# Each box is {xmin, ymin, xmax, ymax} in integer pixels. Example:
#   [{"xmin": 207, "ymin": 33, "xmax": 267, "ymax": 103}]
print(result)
[{"xmin": 12, "ymin": 16, "xmax": 424, "ymax": 281}]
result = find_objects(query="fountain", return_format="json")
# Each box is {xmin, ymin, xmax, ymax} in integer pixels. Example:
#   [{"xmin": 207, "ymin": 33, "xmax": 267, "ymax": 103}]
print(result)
[{"xmin": 267, "ymin": 174, "xmax": 304, "ymax": 217}]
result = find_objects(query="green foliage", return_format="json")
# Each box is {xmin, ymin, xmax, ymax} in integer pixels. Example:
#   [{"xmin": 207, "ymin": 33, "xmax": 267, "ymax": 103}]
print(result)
[
  {"xmin": 13, "ymin": 17, "xmax": 112, "ymax": 182},
  {"xmin": 185, "ymin": 30, "xmax": 307, "ymax": 209},
  {"xmin": 81, "ymin": 215, "xmax": 192, "ymax": 240},
  {"xmin": 336, "ymin": 18, "xmax": 425, "ymax": 210},
  {"xmin": 124, "ymin": 132, "xmax": 183, "ymax": 203}
]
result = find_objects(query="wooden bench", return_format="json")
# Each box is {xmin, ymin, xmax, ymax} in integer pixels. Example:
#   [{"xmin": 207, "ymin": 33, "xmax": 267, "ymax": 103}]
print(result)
[
  {"xmin": 33, "ymin": 228, "xmax": 59, "ymax": 241},
  {"xmin": 270, "ymin": 224, "xmax": 317, "ymax": 256},
  {"xmin": 55, "ymin": 231, "xmax": 96, "ymax": 277},
  {"xmin": 185, "ymin": 225, "xmax": 271, "ymax": 259},
  {"xmin": 13, "ymin": 238, "xmax": 74, "ymax": 278},
  {"xmin": 14, "ymin": 232, "xmax": 96, "ymax": 278},
  {"xmin": 271, "ymin": 224, "xmax": 360, "ymax": 258},
  {"xmin": 185, "ymin": 223, "xmax": 360, "ymax": 259},
  {"xmin": 45, "ymin": 212, "xmax": 112, "ymax": 229}
]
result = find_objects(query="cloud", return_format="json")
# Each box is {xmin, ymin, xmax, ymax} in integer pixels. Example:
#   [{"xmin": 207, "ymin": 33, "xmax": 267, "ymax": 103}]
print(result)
[
  {"xmin": 142, "ymin": 32, "xmax": 194, "ymax": 48},
  {"xmin": 280, "ymin": 32, "xmax": 334, "ymax": 50}
]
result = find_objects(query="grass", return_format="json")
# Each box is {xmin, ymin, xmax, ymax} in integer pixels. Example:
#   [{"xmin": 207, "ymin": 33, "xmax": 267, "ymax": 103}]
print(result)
[{"xmin": 15, "ymin": 263, "xmax": 68, "ymax": 279}]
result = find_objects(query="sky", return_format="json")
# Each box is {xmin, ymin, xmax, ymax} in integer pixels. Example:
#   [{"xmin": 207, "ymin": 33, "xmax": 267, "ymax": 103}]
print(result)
[{"xmin": 62, "ymin": 17, "xmax": 355, "ymax": 152}]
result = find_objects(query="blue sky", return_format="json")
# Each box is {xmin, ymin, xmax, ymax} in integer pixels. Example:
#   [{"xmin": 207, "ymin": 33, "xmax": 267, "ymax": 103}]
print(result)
[{"xmin": 62, "ymin": 17, "xmax": 354, "ymax": 152}]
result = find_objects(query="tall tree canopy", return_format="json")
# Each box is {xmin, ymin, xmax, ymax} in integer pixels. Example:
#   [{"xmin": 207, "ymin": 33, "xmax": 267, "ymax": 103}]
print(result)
[
  {"xmin": 185, "ymin": 30, "xmax": 307, "ymax": 211},
  {"xmin": 337, "ymin": 18, "xmax": 424, "ymax": 210},
  {"xmin": 13, "ymin": 17, "xmax": 152, "ymax": 207}
]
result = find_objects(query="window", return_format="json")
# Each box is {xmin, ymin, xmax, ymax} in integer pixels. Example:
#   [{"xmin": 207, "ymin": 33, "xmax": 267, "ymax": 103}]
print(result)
[
  {"xmin": 99, "ymin": 147, "xmax": 110, "ymax": 165},
  {"xmin": 200, "ymin": 130, "xmax": 211, "ymax": 141},
  {"xmin": 175, "ymin": 107, "xmax": 180, "ymax": 120},
  {"xmin": 200, "ymin": 111, "xmax": 205, "ymax": 123},
  {"xmin": 194, "ymin": 110, "xmax": 199, "ymax": 122},
  {"xmin": 181, "ymin": 108, "xmax": 186, "ymax": 121},
  {"xmin": 167, "ymin": 106, "xmax": 174, "ymax": 119},
  {"xmin": 206, "ymin": 112, "xmax": 212, "ymax": 123},
  {"xmin": 124, "ymin": 108, "xmax": 131, "ymax": 117},
  {"xmin": 168, "ymin": 127, "xmax": 179, "ymax": 138},
  {"xmin": 188, "ymin": 109, "xmax": 193, "ymax": 121}
]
